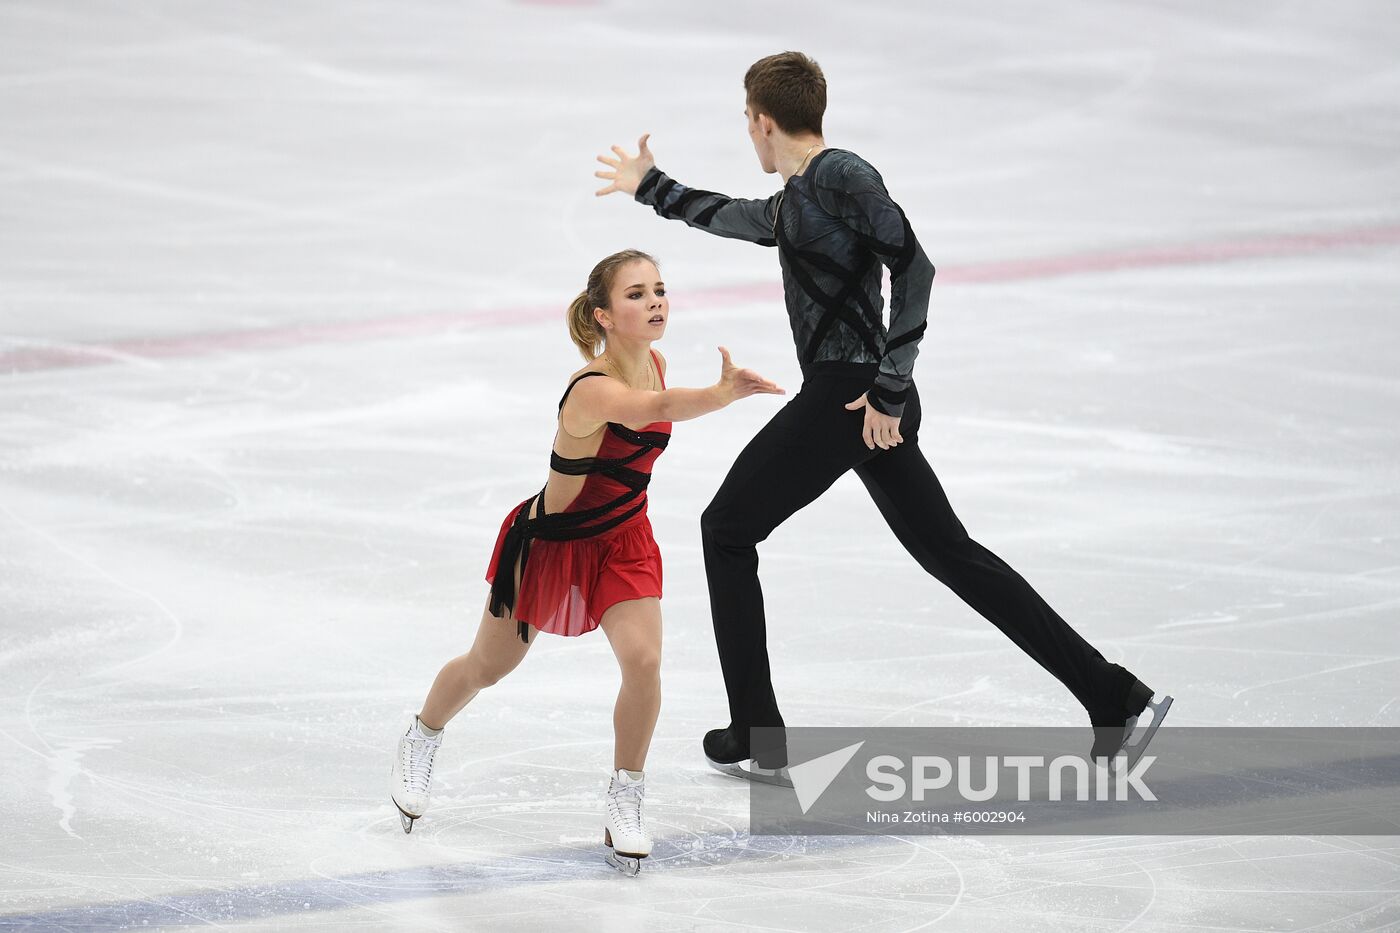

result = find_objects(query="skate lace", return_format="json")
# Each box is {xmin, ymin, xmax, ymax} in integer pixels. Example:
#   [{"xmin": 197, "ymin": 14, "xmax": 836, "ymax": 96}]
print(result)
[
  {"xmin": 608, "ymin": 781, "xmax": 647, "ymax": 839},
  {"xmin": 400, "ymin": 735, "xmax": 439, "ymax": 794}
]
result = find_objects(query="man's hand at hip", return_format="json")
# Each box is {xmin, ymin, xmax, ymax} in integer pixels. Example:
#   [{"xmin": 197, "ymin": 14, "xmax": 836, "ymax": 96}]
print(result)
[{"xmin": 845, "ymin": 393, "xmax": 903, "ymax": 450}]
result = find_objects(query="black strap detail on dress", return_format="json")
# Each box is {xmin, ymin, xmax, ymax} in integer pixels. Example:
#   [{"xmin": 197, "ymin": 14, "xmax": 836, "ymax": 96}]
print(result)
[
  {"xmin": 551, "ymin": 424, "xmax": 669, "ymax": 478},
  {"xmin": 551, "ymin": 444, "xmax": 647, "ymax": 476},
  {"xmin": 558, "ymin": 371, "xmax": 607, "ymax": 411},
  {"xmin": 609, "ymin": 423, "xmax": 671, "ymax": 447},
  {"xmin": 492, "ymin": 409, "xmax": 670, "ymax": 643}
]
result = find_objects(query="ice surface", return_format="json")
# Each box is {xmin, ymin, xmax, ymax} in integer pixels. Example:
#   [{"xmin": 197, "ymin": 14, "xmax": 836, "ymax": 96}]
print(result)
[{"xmin": 2, "ymin": 1, "xmax": 1398, "ymax": 930}]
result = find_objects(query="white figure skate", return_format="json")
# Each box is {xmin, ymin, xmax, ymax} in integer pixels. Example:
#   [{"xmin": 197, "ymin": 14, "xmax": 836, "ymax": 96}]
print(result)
[
  {"xmin": 390, "ymin": 718, "xmax": 442, "ymax": 834},
  {"xmin": 603, "ymin": 768, "xmax": 652, "ymax": 876}
]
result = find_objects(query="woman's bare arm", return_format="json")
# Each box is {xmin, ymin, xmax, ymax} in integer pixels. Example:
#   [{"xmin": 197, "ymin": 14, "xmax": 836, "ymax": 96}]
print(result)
[{"xmin": 565, "ymin": 347, "xmax": 784, "ymax": 428}]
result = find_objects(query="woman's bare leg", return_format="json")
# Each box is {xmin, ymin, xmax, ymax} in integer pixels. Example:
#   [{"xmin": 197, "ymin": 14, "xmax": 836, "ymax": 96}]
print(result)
[
  {"xmin": 599, "ymin": 597, "xmax": 663, "ymax": 771},
  {"xmin": 418, "ymin": 599, "xmax": 532, "ymax": 730},
  {"xmin": 419, "ymin": 550, "xmax": 533, "ymax": 730}
]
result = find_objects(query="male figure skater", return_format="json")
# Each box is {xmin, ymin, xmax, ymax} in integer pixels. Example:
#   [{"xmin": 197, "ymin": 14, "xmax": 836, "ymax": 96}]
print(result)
[{"xmin": 594, "ymin": 51, "xmax": 1171, "ymax": 781}]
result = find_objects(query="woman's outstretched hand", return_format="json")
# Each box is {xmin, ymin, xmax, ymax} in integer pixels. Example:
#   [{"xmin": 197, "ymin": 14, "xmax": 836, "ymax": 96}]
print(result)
[
  {"xmin": 717, "ymin": 346, "xmax": 785, "ymax": 403},
  {"xmin": 595, "ymin": 134, "xmax": 656, "ymax": 197}
]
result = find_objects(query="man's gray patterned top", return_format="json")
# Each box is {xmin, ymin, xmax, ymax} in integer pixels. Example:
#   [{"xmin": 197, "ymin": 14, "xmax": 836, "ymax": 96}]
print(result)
[{"xmin": 634, "ymin": 148, "xmax": 934, "ymax": 418}]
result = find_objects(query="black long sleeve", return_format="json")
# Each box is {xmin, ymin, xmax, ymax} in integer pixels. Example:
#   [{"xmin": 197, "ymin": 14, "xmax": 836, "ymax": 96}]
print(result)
[
  {"xmin": 633, "ymin": 151, "xmax": 934, "ymax": 419},
  {"xmin": 813, "ymin": 162, "xmax": 935, "ymax": 417},
  {"xmin": 635, "ymin": 167, "xmax": 779, "ymax": 246}
]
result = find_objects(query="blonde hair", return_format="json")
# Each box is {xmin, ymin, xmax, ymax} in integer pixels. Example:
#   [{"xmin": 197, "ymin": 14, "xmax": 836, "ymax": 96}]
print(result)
[{"xmin": 567, "ymin": 249, "xmax": 658, "ymax": 361}]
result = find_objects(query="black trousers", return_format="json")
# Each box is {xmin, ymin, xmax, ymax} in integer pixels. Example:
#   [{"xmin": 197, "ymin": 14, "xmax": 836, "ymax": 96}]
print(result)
[{"xmin": 701, "ymin": 361, "xmax": 1142, "ymax": 739}]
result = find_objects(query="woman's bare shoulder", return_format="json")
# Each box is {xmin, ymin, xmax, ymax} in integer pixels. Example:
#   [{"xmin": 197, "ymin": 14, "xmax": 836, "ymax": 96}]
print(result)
[
  {"xmin": 566, "ymin": 359, "xmax": 610, "ymax": 385},
  {"xmin": 559, "ymin": 361, "xmax": 621, "ymax": 411},
  {"xmin": 558, "ymin": 364, "xmax": 612, "ymax": 439}
]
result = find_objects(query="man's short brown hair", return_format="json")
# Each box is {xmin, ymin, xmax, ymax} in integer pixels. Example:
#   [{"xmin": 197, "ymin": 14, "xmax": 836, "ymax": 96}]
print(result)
[{"xmin": 744, "ymin": 51, "xmax": 826, "ymax": 137}]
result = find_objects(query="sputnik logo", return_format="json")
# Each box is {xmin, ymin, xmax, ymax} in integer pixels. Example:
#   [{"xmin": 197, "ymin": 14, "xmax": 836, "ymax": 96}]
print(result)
[{"xmin": 788, "ymin": 741, "xmax": 866, "ymax": 814}]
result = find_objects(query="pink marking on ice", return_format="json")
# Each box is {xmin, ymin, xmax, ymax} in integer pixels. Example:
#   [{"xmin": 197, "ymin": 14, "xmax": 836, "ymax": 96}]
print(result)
[
  {"xmin": 0, "ymin": 304, "xmax": 561, "ymax": 374},
  {"xmin": 939, "ymin": 225, "xmax": 1400, "ymax": 284},
  {"xmin": 4, "ymin": 223, "xmax": 1397, "ymax": 374}
]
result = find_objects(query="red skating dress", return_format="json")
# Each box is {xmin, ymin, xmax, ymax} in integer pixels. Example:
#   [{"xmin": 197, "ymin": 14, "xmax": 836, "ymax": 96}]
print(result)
[{"xmin": 485, "ymin": 349, "xmax": 671, "ymax": 640}]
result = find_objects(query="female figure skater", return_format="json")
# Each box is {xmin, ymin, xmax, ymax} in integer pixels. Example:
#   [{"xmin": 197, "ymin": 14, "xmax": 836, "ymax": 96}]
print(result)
[{"xmin": 389, "ymin": 248, "xmax": 783, "ymax": 875}]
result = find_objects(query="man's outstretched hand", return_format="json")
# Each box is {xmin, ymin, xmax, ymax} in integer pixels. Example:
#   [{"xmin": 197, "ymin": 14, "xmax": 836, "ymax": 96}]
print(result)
[
  {"xmin": 845, "ymin": 393, "xmax": 904, "ymax": 450},
  {"xmin": 595, "ymin": 134, "xmax": 655, "ymax": 197}
]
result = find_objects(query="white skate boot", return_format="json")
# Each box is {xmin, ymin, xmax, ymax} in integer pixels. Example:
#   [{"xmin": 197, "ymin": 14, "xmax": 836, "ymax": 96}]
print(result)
[
  {"xmin": 390, "ymin": 717, "xmax": 442, "ymax": 834},
  {"xmin": 602, "ymin": 768, "xmax": 652, "ymax": 876}
]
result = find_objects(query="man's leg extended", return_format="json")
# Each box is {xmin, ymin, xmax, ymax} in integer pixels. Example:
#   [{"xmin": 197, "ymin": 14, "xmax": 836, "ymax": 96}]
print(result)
[
  {"xmin": 701, "ymin": 374, "xmax": 876, "ymax": 743},
  {"xmin": 851, "ymin": 390, "xmax": 1143, "ymax": 721}
]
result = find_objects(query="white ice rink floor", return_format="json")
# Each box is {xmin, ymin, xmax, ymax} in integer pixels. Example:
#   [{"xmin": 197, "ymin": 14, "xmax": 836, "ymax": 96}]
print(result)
[{"xmin": 3, "ymin": 2, "xmax": 1399, "ymax": 930}]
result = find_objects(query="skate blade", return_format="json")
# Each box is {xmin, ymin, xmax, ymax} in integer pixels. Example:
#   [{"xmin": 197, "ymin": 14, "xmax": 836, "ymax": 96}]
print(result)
[
  {"xmin": 392, "ymin": 800, "xmax": 420, "ymax": 835},
  {"xmin": 604, "ymin": 850, "xmax": 643, "ymax": 876},
  {"xmin": 1121, "ymin": 694, "xmax": 1173, "ymax": 771},
  {"xmin": 706, "ymin": 756, "xmax": 793, "ymax": 788},
  {"xmin": 603, "ymin": 830, "xmax": 647, "ymax": 875}
]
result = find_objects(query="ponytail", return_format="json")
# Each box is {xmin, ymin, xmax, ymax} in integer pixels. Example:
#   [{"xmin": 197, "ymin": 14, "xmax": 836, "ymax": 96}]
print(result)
[
  {"xmin": 566, "ymin": 248, "xmax": 658, "ymax": 361},
  {"xmin": 567, "ymin": 289, "xmax": 605, "ymax": 361}
]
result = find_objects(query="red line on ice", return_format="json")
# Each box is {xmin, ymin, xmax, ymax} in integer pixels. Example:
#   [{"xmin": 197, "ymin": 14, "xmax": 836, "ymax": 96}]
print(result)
[{"xmin": 4, "ymin": 223, "xmax": 1398, "ymax": 374}]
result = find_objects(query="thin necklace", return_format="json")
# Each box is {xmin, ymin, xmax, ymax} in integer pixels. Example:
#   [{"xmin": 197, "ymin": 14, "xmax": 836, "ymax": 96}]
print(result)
[
  {"xmin": 774, "ymin": 143, "xmax": 823, "ymax": 235},
  {"xmin": 792, "ymin": 142, "xmax": 821, "ymax": 177},
  {"xmin": 601, "ymin": 352, "xmax": 653, "ymax": 390}
]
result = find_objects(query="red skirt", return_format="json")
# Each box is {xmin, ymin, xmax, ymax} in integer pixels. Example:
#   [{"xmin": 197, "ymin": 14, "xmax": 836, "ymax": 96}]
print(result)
[{"xmin": 484, "ymin": 497, "xmax": 663, "ymax": 637}]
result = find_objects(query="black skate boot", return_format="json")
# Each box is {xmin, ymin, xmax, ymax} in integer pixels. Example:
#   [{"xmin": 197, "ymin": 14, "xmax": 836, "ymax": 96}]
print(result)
[
  {"xmin": 1090, "ymin": 677, "xmax": 1173, "ymax": 773},
  {"xmin": 703, "ymin": 726, "xmax": 792, "ymax": 787}
]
